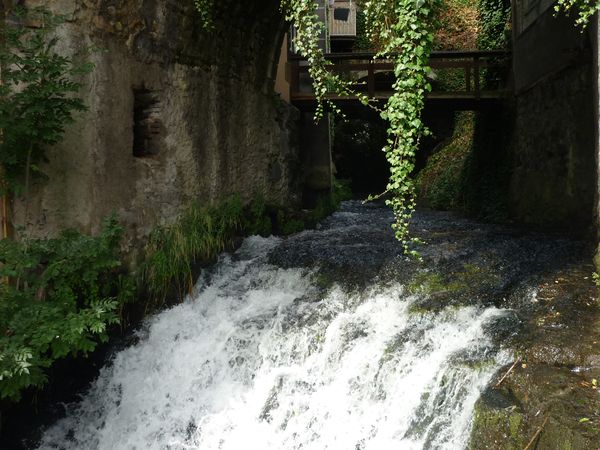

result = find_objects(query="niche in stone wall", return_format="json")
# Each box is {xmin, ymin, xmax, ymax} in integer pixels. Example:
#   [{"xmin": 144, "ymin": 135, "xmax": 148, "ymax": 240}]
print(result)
[{"xmin": 133, "ymin": 88, "xmax": 162, "ymax": 157}]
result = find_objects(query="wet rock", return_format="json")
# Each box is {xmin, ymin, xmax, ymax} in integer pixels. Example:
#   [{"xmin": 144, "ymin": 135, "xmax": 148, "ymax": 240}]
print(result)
[
  {"xmin": 472, "ymin": 362, "xmax": 600, "ymax": 449},
  {"xmin": 526, "ymin": 342, "xmax": 586, "ymax": 367},
  {"xmin": 470, "ymin": 389, "xmax": 527, "ymax": 450}
]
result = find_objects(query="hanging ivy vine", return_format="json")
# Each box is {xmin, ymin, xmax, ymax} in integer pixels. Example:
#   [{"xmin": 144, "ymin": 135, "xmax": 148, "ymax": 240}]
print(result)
[
  {"xmin": 361, "ymin": 0, "xmax": 440, "ymax": 251},
  {"xmin": 279, "ymin": 0, "xmax": 363, "ymax": 119},
  {"xmin": 194, "ymin": 0, "xmax": 441, "ymax": 251}
]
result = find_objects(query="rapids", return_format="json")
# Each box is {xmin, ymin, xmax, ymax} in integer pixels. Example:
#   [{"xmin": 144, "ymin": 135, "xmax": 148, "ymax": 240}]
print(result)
[{"xmin": 37, "ymin": 201, "xmax": 590, "ymax": 449}]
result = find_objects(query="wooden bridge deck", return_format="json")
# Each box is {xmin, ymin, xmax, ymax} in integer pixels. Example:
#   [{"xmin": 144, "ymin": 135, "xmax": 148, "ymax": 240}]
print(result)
[{"xmin": 289, "ymin": 50, "xmax": 511, "ymax": 111}]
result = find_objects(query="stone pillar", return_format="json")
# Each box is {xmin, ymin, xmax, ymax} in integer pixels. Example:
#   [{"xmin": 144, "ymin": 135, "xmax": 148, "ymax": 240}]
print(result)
[{"xmin": 299, "ymin": 110, "xmax": 332, "ymax": 207}]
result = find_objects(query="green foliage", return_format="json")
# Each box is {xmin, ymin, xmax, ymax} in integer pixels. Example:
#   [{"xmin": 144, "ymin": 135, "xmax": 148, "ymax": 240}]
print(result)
[
  {"xmin": 193, "ymin": 0, "xmax": 215, "ymax": 29},
  {"xmin": 362, "ymin": 0, "xmax": 441, "ymax": 254},
  {"xmin": 354, "ymin": 10, "xmax": 373, "ymax": 51},
  {"xmin": 0, "ymin": 217, "xmax": 132, "ymax": 400},
  {"xmin": 555, "ymin": 0, "xmax": 600, "ymax": 27},
  {"xmin": 332, "ymin": 178, "xmax": 353, "ymax": 205},
  {"xmin": 142, "ymin": 196, "xmax": 244, "ymax": 304},
  {"xmin": 417, "ymin": 112, "xmax": 474, "ymax": 210},
  {"xmin": 0, "ymin": 7, "xmax": 93, "ymax": 196},
  {"xmin": 434, "ymin": 68, "xmax": 469, "ymax": 92},
  {"xmin": 278, "ymin": 212, "xmax": 306, "ymax": 236},
  {"xmin": 477, "ymin": 0, "xmax": 511, "ymax": 50},
  {"xmin": 243, "ymin": 192, "xmax": 272, "ymax": 236},
  {"xmin": 142, "ymin": 187, "xmax": 352, "ymax": 303}
]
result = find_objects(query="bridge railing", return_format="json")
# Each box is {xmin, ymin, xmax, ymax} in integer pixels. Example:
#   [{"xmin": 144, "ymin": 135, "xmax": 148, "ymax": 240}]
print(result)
[{"xmin": 289, "ymin": 50, "xmax": 511, "ymax": 102}]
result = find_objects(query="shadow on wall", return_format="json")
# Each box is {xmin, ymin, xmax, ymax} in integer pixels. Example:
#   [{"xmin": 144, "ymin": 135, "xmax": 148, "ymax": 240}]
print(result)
[{"xmin": 461, "ymin": 106, "xmax": 513, "ymax": 223}]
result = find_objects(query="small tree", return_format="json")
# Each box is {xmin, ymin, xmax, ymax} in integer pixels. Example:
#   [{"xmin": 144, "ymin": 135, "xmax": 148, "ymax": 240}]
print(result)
[{"xmin": 0, "ymin": 7, "xmax": 92, "ymax": 200}]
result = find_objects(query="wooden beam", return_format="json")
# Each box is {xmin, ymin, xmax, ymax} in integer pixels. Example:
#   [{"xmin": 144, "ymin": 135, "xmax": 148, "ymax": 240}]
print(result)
[
  {"xmin": 289, "ymin": 50, "xmax": 510, "ymax": 108},
  {"xmin": 474, "ymin": 55, "xmax": 481, "ymax": 100}
]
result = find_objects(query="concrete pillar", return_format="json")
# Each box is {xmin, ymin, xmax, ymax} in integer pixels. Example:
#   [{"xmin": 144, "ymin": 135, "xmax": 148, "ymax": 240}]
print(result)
[{"xmin": 299, "ymin": 110, "xmax": 332, "ymax": 207}]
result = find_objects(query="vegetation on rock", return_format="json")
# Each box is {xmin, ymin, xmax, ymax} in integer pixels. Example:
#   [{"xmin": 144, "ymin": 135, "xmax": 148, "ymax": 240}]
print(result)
[{"xmin": 416, "ymin": 112, "xmax": 474, "ymax": 210}]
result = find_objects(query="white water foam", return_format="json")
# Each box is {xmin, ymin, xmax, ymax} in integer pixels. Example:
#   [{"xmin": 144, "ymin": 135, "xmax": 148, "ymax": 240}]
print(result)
[{"xmin": 39, "ymin": 235, "xmax": 510, "ymax": 450}]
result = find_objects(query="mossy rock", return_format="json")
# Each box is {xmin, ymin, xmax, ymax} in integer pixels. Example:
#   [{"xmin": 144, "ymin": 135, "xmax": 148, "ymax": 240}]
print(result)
[
  {"xmin": 471, "ymin": 364, "xmax": 600, "ymax": 450},
  {"xmin": 535, "ymin": 418, "xmax": 591, "ymax": 450},
  {"xmin": 470, "ymin": 390, "xmax": 527, "ymax": 450},
  {"xmin": 407, "ymin": 264, "xmax": 501, "ymax": 313}
]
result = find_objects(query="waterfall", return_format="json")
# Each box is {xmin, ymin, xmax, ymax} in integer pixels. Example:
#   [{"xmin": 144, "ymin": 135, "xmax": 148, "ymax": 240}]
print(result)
[{"xmin": 39, "ymin": 205, "xmax": 511, "ymax": 450}]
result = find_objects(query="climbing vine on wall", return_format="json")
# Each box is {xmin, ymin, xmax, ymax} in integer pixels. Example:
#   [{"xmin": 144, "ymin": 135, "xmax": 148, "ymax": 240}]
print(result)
[{"xmin": 193, "ymin": 0, "xmax": 441, "ymax": 250}]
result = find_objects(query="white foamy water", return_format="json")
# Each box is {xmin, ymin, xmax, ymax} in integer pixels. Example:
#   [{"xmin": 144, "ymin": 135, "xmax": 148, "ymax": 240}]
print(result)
[{"xmin": 39, "ymin": 235, "xmax": 510, "ymax": 450}]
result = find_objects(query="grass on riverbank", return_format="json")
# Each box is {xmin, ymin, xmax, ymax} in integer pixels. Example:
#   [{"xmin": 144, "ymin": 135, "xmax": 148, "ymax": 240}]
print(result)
[{"xmin": 142, "ymin": 182, "xmax": 352, "ymax": 307}]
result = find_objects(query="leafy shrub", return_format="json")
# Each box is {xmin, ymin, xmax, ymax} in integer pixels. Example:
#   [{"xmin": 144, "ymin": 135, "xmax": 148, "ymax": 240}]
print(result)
[
  {"xmin": 354, "ymin": 10, "xmax": 375, "ymax": 51},
  {"xmin": 0, "ymin": 218, "xmax": 133, "ymax": 400},
  {"xmin": 433, "ymin": 68, "xmax": 469, "ymax": 92}
]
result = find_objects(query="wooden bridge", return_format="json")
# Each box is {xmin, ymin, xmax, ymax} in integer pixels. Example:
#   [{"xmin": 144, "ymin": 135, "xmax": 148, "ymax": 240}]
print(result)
[{"xmin": 289, "ymin": 50, "xmax": 511, "ymax": 111}]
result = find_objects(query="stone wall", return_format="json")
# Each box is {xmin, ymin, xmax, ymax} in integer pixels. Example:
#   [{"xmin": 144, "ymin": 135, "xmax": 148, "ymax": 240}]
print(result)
[
  {"xmin": 507, "ymin": 6, "xmax": 596, "ymax": 233},
  {"xmin": 9, "ymin": 0, "xmax": 300, "ymax": 249},
  {"xmin": 509, "ymin": 63, "xmax": 596, "ymax": 231}
]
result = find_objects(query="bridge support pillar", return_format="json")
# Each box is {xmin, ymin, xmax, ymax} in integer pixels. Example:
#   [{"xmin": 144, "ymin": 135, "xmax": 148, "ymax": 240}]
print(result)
[{"xmin": 299, "ymin": 111, "xmax": 333, "ymax": 207}]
